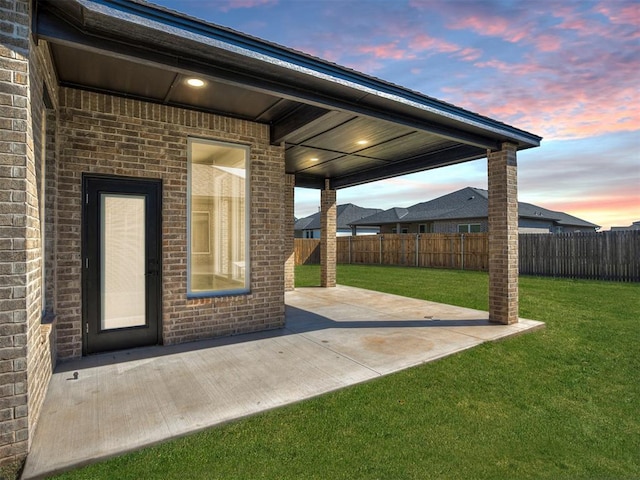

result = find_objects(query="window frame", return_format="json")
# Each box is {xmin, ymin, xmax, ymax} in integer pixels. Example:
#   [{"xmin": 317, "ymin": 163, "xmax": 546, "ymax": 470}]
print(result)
[
  {"xmin": 187, "ymin": 137, "xmax": 251, "ymax": 298},
  {"xmin": 457, "ymin": 223, "xmax": 482, "ymax": 233},
  {"xmin": 419, "ymin": 222, "xmax": 434, "ymax": 233}
]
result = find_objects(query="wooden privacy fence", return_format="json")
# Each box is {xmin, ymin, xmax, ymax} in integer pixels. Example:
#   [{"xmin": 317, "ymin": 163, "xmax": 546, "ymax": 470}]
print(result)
[
  {"xmin": 519, "ymin": 231, "xmax": 639, "ymax": 282},
  {"xmin": 294, "ymin": 231, "xmax": 640, "ymax": 281},
  {"xmin": 336, "ymin": 233, "xmax": 489, "ymax": 270},
  {"xmin": 295, "ymin": 233, "xmax": 489, "ymax": 270},
  {"xmin": 295, "ymin": 237, "xmax": 321, "ymax": 265}
]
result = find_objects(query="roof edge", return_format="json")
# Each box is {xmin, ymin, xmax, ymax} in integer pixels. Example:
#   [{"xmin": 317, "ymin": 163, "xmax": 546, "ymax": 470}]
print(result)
[{"xmin": 70, "ymin": 0, "xmax": 542, "ymax": 148}]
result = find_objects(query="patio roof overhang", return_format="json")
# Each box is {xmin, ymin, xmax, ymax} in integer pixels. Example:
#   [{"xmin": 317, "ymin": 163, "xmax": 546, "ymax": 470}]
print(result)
[{"xmin": 34, "ymin": 0, "xmax": 541, "ymax": 190}]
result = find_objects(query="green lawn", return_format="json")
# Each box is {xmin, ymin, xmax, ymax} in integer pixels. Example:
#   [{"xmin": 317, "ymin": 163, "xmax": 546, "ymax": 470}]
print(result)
[{"xmin": 52, "ymin": 265, "xmax": 639, "ymax": 480}]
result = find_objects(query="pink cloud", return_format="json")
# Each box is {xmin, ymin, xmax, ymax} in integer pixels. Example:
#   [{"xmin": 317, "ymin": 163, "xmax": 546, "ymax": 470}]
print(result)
[
  {"xmin": 217, "ymin": 0, "xmax": 277, "ymax": 12},
  {"xmin": 558, "ymin": 5, "xmax": 640, "ymax": 40},
  {"xmin": 536, "ymin": 34, "xmax": 562, "ymax": 52},
  {"xmin": 447, "ymin": 15, "xmax": 529, "ymax": 43},
  {"xmin": 456, "ymin": 47, "xmax": 483, "ymax": 62},
  {"xmin": 409, "ymin": 33, "xmax": 459, "ymax": 53},
  {"xmin": 539, "ymin": 191, "xmax": 640, "ymax": 230},
  {"xmin": 594, "ymin": 2, "xmax": 640, "ymax": 26},
  {"xmin": 407, "ymin": 34, "xmax": 482, "ymax": 62},
  {"xmin": 471, "ymin": 59, "xmax": 547, "ymax": 75},
  {"xmin": 357, "ymin": 42, "xmax": 414, "ymax": 61},
  {"xmin": 442, "ymin": 76, "xmax": 640, "ymax": 140}
]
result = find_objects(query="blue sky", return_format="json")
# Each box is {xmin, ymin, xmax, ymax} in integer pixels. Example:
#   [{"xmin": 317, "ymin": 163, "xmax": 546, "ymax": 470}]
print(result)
[{"xmin": 153, "ymin": 0, "xmax": 639, "ymax": 229}]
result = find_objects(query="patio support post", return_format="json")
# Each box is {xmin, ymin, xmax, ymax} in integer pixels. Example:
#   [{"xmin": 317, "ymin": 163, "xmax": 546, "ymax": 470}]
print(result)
[
  {"xmin": 320, "ymin": 179, "xmax": 337, "ymax": 287},
  {"xmin": 487, "ymin": 142, "xmax": 519, "ymax": 324},
  {"xmin": 284, "ymin": 174, "xmax": 295, "ymax": 291}
]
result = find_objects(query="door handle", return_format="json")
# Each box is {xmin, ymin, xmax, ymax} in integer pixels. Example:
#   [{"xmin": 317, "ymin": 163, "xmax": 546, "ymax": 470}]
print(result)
[{"xmin": 146, "ymin": 259, "xmax": 159, "ymax": 276}]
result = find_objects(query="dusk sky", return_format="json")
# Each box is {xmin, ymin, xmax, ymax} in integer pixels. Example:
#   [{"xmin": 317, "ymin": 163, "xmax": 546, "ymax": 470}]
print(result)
[{"xmin": 154, "ymin": 0, "xmax": 639, "ymax": 230}]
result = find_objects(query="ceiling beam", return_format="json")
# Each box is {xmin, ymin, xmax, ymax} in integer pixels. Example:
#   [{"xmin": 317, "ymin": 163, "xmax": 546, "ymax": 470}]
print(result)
[
  {"xmin": 330, "ymin": 144, "xmax": 485, "ymax": 189},
  {"xmin": 270, "ymin": 105, "xmax": 331, "ymax": 145},
  {"xmin": 290, "ymin": 173, "xmax": 326, "ymax": 189}
]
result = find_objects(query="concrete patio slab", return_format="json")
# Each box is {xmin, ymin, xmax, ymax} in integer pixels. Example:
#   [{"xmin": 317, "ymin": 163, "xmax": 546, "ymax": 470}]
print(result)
[{"xmin": 22, "ymin": 286, "xmax": 544, "ymax": 479}]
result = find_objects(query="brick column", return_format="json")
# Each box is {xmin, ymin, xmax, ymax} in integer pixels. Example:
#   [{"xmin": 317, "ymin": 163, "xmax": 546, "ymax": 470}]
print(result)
[
  {"xmin": 487, "ymin": 142, "xmax": 519, "ymax": 324},
  {"xmin": 284, "ymin": 174, "xmax": 295, "ymax": 291},
  {"xmin": 0, "ymin": 0, "xmax": 32, "ymax": 470},
  {"xmin": 320, "ymin": 179, "xmax": 336, "ymax": 287}
]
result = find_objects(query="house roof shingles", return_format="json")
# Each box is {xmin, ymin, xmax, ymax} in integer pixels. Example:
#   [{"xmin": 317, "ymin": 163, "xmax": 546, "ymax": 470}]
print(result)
[
  {"xmin": 350, "ymin": 187, "xmax": 600, "ymax": 229},
  {"xmin": 295, "ymin": 204, "xmax": 383, "ymax": 231}
]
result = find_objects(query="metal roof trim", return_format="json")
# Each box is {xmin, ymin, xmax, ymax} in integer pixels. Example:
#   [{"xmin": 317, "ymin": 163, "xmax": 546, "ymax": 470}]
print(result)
[{"xmin": 72, "ymin": 0, "xmax": 541, "ymax": 148}]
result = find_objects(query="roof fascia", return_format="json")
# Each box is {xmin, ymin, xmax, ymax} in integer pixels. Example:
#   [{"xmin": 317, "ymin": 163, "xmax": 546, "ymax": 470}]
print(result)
[{"xmin": 36, "ymin": 7, "xmax": 503, "ymax": 150}]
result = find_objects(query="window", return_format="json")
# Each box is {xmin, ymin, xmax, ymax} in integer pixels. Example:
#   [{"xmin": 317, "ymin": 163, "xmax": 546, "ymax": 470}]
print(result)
[
  {"xmin": 188, "ymin": 139, "xmax": 249, "ymax": 296},
  {"xmin": 419, "ymin": 223, "xmax": 434, "ymax": 233},
  {"xmin": 458, "ymin": 223, "xmax": 482, "ymax": 233}
]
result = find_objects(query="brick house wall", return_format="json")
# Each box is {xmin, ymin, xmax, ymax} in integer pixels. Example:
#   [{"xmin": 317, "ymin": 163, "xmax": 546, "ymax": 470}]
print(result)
[
  {"xmin": 25, "ymin": 37, "xmax": 58, "ymax": 453},
  {"xmin": 55, "ymin": 87, "xmax": 286, "ymax": 358},
  {"xmin": 0, "ymin": 0, "xmax": 32, "ymax": 466},
  {"xmin": 1, "ymin": 1, "xmax": 287, "ymax": 467},
  {"xmin": 0, "ymin": 0, "xmax": 57, "ymax": 469}
]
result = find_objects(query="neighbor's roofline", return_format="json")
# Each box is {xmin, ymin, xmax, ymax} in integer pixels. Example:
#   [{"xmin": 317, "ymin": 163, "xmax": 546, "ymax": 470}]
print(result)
[{"xmin": 72, "ymin": 0, "xmax": 542, "ymax": 148}]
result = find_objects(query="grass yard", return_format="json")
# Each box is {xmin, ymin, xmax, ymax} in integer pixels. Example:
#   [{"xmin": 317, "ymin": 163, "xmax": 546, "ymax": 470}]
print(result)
[{"xmin": 52, "ymin": 265, "xmax": 639, "ymax": 480}]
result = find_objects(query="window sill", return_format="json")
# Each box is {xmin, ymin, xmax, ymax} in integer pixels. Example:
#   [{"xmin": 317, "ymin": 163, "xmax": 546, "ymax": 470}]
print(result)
[{"xmin": 187, "ymin": 289, "xmax": 251, "ymax": 299}]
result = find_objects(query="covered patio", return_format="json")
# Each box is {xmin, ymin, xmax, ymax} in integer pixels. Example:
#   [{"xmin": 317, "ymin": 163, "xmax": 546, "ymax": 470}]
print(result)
[
  {"xmin": 1, "ymin": 0, "xmax": 543, "ymax": 472},
  {"xmin": 35, "ymin": 0, "xmax": 541, "ymax": 325},
  {"xmin": 22, "ymin": 286, "xmax": 543, "ymax": 479}
]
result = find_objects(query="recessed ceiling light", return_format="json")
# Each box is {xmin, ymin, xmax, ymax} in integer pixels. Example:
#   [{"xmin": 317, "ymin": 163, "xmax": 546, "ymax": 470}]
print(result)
[
  {"xmin": 356, "ymin": 140, "xmax": 368, "ymax": 145},
  {"xmin": 187, "ymin": 78, "xmax": 205, "ymax": 87},
  {"xmin": 310, "ymin": 157, "xmax": 319, "ymax": 162}
]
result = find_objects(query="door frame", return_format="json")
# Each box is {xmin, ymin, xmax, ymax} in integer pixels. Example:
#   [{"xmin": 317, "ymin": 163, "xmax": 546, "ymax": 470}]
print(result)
[{"xmin": 81, "ymin": 174, "xmax": 163, "ymax": 355}]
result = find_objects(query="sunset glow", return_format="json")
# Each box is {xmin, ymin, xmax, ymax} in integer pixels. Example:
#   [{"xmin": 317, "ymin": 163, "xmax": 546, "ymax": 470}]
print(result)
[{"xmin": 155, "ymin": 0, "xmax": 639, "ymax": 230}]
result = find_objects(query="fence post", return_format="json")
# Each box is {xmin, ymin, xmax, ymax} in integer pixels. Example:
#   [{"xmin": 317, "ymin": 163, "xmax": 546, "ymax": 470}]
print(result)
[
  {"xmin": 401, "ymin": 235, "xmax": 406, "ymax": 265},
  {"xmin": 461, "ymin": 233, "xmax": 465, "ymax": 270},
  {"xmin": 379, "ymin": 235, "xmax": 383, "ymax": 265},
  {"xmin": 415, "ymin": 234, "xmax": 419, "ymax": 266},
  {"xmin": 450, "ymin": 237, "xmax": 455, "ymax": 268},
  {"xmin": 348, "ymin": 235, "xmax": 352, "ymax": 264}
]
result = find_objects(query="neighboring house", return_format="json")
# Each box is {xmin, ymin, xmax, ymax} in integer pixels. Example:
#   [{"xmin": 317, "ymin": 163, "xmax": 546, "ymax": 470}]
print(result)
[
  {"xmin": 351, "ymin": 187, "xmax": 599, "ymax": 234},
  {"xmin": 1, "ymin": 0, "xmax": 541, "ymax": 469},
  {"xmin": 610, "ymin": 221, "xmax": 640, "ymax": 231},
  {"xmin": 295, "ymin": 204, "xmax": 382, "ymax": 238}
]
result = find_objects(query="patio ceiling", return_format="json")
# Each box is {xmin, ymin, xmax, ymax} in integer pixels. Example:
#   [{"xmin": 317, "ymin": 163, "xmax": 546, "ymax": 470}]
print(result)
[{"xmin": 34, "ymin": 0, "xmax": 541, "ymax": 190}]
